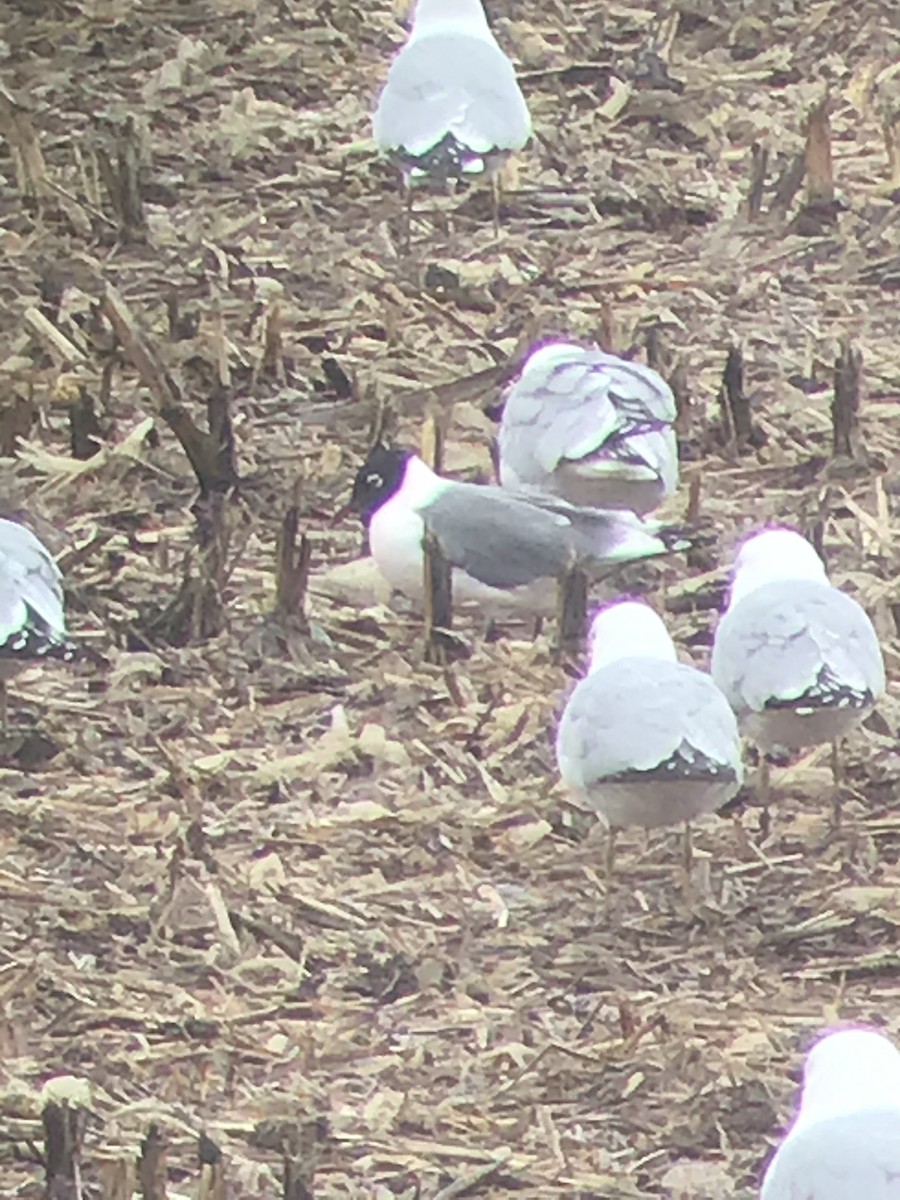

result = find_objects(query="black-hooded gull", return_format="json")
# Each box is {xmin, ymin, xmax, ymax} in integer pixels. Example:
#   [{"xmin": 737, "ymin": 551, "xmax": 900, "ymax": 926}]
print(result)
[
  {"xmin": 372, "ymin": 0, "xmax": 531, "ymax": 191},
  {"xmin": 761, "ymin": 1028, "xmax": 900, "ymax": 1199},
  {"xmin": 0, "ymin": 518, "xmax": 76, "ymax": 729},
  {"xmin": 710, "ymin": 528, "xmax": 885, "ymax": 808},
  {"xmin": 350, "ymin": 446, "xmax": 688, "ymax": 616},
  {"xmin": 498, "ymin": 343, "xmax": 679, "ymax": 515},
  {"xmin": 555, "ymin": 599, "xmax": 743, "ymax": 869}
]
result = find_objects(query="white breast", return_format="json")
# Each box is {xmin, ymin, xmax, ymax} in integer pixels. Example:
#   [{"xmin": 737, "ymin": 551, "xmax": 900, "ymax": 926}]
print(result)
[{"xmin": 368, "ymin": 495, "xmax": 427, "ymax": 598}]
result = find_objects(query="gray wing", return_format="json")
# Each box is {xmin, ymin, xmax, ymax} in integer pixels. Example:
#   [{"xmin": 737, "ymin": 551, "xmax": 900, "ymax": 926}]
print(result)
[
  {"xmin": 0, "ymin": 518, "xmax": 66, "ymax": 641},
  {"xmin": 557, "ymin": 659, "xmax": 742, "ymax": 787},
  {"xmin": 373, "ymin": 34, "xmax": 531, "ymax": 159},
  {"xmin": 424, "ymin": 483, "xmax": 575, "ymax": 589},
  {"xmin": 711, "ymin": 579, "xmax": 885, "ymax": 714},
  {"xmin": 500, "ymin": 351, "xmax": 678, "ymax": 490},
  {"xmin": 761, "ymin": 1110, "xmax": 900, "ymax": 1200}
]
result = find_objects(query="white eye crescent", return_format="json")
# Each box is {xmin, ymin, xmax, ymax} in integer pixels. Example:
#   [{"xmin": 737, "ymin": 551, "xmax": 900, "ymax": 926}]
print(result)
[{"xmin": 367, "ymin": 472, "xmax": 383, "ymax": 487}]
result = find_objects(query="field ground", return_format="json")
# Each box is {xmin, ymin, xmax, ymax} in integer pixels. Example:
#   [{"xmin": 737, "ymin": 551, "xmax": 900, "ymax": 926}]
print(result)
[{"xmin": 0, "ymin": 0, "xmax": 898, "ymax": 1195}]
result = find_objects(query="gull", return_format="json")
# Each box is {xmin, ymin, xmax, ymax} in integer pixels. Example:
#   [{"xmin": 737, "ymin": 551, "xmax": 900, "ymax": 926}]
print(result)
[
  {"xmin": 555, "ymin": 599, "xmax": 743, "ymax": 870},
  {"xmin": 761, "ymin": 1027, "xmax": 900, "ymax": 1199},
  {"xmin": 498, "ymin": 342, "xmax": 679, "ymax": 515},
  {"xmin": 710, "ymin": 527, "xmax": 885, "ymax": 811},
  {"xmin": 0, "ymin": 518, "xmax": 76, "ymax": 730},
  {"xmin": 350, "ymin": 446, "xmax": 689, "ymax": 616},
  {"xmin": 372, "ymin": 0, "xmax": 531, "ymax": 232}
]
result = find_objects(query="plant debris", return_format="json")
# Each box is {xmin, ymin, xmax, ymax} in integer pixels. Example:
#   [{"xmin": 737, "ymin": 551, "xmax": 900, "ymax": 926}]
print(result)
[{"xmin": 0, "ymin": 0, "xmax": 897, "ymax": 1196}]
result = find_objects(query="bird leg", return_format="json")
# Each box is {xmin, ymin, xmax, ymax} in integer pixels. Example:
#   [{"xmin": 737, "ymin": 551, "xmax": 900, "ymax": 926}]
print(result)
[
  {"xmin": 0, "ymin": 680, "xmax": 6, "ymax": 736},
  {"xmin": 491, "ymin": 174, "xmax": 502, "ymax": 238},
  {"xmin": 604, "ymin": 828, "xmax": 618, "ymax": 880},
  {"xmin": 402, "ymin": 184, "xmax": 414, "ymax": 253},
  {"xmin": 757, "ymin": 756, "xmax": 772, "ymax": 842},
  {"xmin": 830, "ymin": 738, "xmax": 843, "ymax": 828},
  {"xmin": 682, "ymin": 820, "xmax": 693, "ymax": 875}
]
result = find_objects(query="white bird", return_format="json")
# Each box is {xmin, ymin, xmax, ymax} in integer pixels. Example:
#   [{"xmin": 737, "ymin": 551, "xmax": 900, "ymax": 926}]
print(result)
[
  {"xmin": 0, "ymin": 518, "xmax": 76, "ymax": 729},
  {"xmin": 710, "ymin": 528, "xmax": 885, "ymax": 808},
  {"xmin": 372, "ymin": 0, "xmax": 531, "ymax": 221},
  {"xmin": 556, "ymin": 600, "xmax": 743, "ymax": 868},
  {"xmin": 498, "ymin": 342, "xmax": 679, "ymax": 515},
  {"xmin": 761, "ymin": 1027, "xmax": 900, "ymax": 1199},
  {"xmin": 350, "ymin": 446, "xmax": 689, "ymax": 616}
]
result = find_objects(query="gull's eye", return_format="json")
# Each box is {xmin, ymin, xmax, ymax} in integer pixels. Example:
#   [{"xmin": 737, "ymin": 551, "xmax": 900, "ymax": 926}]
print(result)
[{"xmin": 367, "ymin": 472, "xmax": 383, "ymax": 488}]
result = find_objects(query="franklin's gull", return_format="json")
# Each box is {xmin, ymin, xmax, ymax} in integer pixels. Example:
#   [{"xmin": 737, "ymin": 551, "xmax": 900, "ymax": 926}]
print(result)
[
  {"xmin": 373, "ymin": 0, "xmax": 531, "ymax": 191},
  {"xmin": 499, "ymin": 342, "xmax": 679, "ymax": 514},
  {"xmin": 761, "ymin": 1027, "xmax": 900, "ymax": 1200},
  {"xmin": 555, "ymin": 599, "xmax": 743, "ymax": 867},
  {"xmin": 711, "ymin": 527, "xmax": 885, "ymax": 807},
  {"xmin": 0, "ymin": 518, "xmax": 76, "ymax": 729},
  {"xmin": 350, "ymin": 446, "xmax": 688, "ymax": 616}
]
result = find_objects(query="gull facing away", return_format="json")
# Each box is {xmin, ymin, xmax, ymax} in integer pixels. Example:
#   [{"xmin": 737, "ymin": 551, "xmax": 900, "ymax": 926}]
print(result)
[
  {"xmin": 372, "ymin": 0, "xmax": 531, "ymax": 226},
  {"xmin": 555, "ymin": 600, "xmax": 743, "ymax": 868},
  {"xmin": 350, "ymin": 446, "xmax": 689, "ymax": 617},
  {"xmin": 498, "ymin": 343, "xmax": 679, "ymax": 514},
  {"xmin": 761, "ymin": 1027, "xmax": 900, "ymax": 1199},
  {"xmin": 711, "ymin": 528, "xmax": 885, "ymax": 806},
  {"xmin": 0, "ymin": 518, "xmax": 76, "ymax": 729}
]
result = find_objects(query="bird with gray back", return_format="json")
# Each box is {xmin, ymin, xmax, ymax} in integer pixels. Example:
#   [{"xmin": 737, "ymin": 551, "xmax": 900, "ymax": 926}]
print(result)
[
  {"xmin": 350, "ymin": 447, "xmax": 690, "ymax": 616},
  {"xmin": 0, "ymin": 517, "xmax": 76, "ymax": 730},
  {"xmin": 711, "ymin": 527, "xmax": 885, "ymax": 810},
  {"xmin": 498, "ymin": 342, "xmax": 679, "ymax": 514},
  {"xmin": 760, "ymin": 1028, "xmax": 900, "ymax": 1199},
  {"xmin": 373, "ymin": 0, "xmax": 531, "ymax": 190},
  {"xmin": 556, "ymin": 599, "xmax": 743, "ymax": 871}
]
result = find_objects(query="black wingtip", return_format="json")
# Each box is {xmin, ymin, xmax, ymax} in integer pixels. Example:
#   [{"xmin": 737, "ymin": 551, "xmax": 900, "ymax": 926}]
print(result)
[
  {"xmin": 657, "ymin": 520, "xmax": 716, "ymax": 553},
  {"xmin": 0, "ymin": 628, "xmax": 79, "ymax": 664}
]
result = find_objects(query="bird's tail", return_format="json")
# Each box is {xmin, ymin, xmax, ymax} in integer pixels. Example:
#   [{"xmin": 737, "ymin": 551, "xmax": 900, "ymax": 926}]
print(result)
[{"xmin": 570, "ymin": 510, "xmax": 707, "ymax": 566}]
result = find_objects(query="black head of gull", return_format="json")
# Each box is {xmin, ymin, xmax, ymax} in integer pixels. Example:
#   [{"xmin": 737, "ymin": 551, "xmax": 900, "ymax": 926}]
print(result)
[{"xmin": 350, "ymin": 444, "xmax": 410, "ymax": 529}]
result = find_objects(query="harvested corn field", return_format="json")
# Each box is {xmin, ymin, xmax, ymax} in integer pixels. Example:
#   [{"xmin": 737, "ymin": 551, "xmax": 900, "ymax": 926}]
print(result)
[{"xmin": 0, "ymin": 0, "xmax": 898, "ymax": 1196}]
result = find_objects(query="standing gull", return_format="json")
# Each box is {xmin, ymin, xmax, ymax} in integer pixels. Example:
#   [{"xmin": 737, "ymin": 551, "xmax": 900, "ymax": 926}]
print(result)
[
  {"xmin": 0, "ymin": 518, "xmax": 76, "ymax": 729},
  {"xmin": 498, "ymin": 342, "xmax": 679, "ymax": 514},
  {"xmin": 761, "ymin": 1027, "xmax": 900, "ymax": 1199},
  {"xmin": 350, "ymin": 446, "xmax": 689, "ymax": 617},
  {"xmin": 372, "ymin": 0, "xmax": 531, "ymax": 230},
  {"xmin": 711, "ymin": 527, "xmax": 885, "ymax": 809},
  {"xmin": 555, "ymin": 599, "xmax": 743, "ymax": 869}
]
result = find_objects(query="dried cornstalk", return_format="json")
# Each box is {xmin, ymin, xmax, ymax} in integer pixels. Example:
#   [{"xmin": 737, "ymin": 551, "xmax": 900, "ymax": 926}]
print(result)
[
  {"xmin": 805, "ymin": 93, "xmax": 834, "ymax": 205},
  {"xmin": 718, "ymin": 343, "xmax": 760, "ymax": 451},
  {"xmin": 102, "ymin": 284, "xmax": 238, "ymax": 495},
  {"xmin": 555, "ymin": 564, "xmax": 588, "ymax": 661},
  {"xmin": 276, "ymin": 478, "xmax": 313, "ymax": 627},
  {"xmin": 423, "ymin": 528, "xmax": 454, "ymax": 665},
  {"xmin": 138, "ymin": 1123, "xmax": 168, "ymax": 1200},
  {"xmin": 832, "ymin": 339, "xmax": 863, "ymax": 459},
  {"xmin": 0, "ymin": 84, "xmax": 47, "ymax": 201}
]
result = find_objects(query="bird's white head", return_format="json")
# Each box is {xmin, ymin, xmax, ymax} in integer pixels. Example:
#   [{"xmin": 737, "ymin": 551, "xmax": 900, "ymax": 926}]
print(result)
[
  {"xmin": 408, "ymin": 0, "xmax": 493, "ymax": 42},
  {"xmin": 727, "ymin": 527, "xmax": 828, "ymax": 608},
  {"xmin": 587, "ymin": 599, "xmax": 678, "ymax": 674},
  {"xmin": 520, "ymin": 341, "xmax": 584, "ymax": 380},
  {"xmin": 794, "ymin": 1028, "xmax": 900, "ymax": 1129}
]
